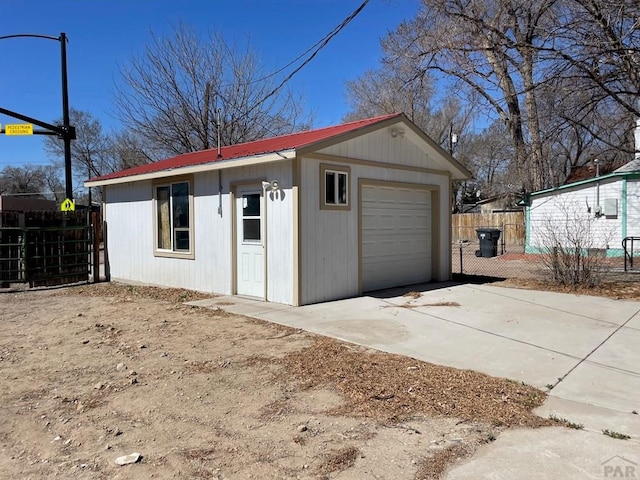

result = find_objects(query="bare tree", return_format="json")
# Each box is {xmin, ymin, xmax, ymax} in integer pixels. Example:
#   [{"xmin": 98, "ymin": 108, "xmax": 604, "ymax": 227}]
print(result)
[
  {"xmin": 535, "ymin": 0, "xmax": 640, "ymax": 176},
  {"xmin": 382, "ymin": 0, "xmax": 558, "ymax": 191},
  {"xmin": 108, "ymin": 130, "xmax": 155, "ymax": 170},
  {"xmin": 536, "ymin": 79, "xmax": 631, "ymax": 185},
  {"xmin": 550, "ymin": 0, "xmax": 640, "ymax": 118},
  {"xmin": 344, "ymin": 67, "xmax": 436, "ymax": 125},
  {"xmin": 380, "ymin": 0, "xmax": 639, "ymax": 192},
  {"xmin": 344, "ymin": 51, "xmax": 477, "ymax": 149},
  {"xmin": 0, "ymin": 165, "xmax": 64, "ymax": 202},
  {"xmin": 463, "ymin": 121, "xmax": 515, "ymax": 197},
  {"xmin": 44, "ymin": 108, "xmax": 121, "ymax": 181},
  {"xmin": 115, "ymin": 23, "xmax": 311, "ymax": 158},
  {"xmin": 344, "ymin": 58, "xmax": 477, "ymax": 208}
]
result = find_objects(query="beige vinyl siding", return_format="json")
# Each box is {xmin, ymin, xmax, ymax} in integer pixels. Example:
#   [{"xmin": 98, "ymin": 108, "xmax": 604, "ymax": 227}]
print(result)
[
  {"xmin": 105, "ymin": 161, "xmax": 295, "ymax": 304},
  {"xmin": 318, "ymin": 126, "xmax": 451, "ymax": 172},
  {"xmin": 299, "ymin": 153, "xmax": 451, "ymax": 305},
  {"xmin": 106, "ymin": 181, "xmax": 155, "ymax": 285}
]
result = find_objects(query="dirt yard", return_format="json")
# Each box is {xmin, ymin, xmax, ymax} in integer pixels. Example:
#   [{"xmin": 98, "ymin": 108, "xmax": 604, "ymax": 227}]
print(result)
[{"xmin": 0, "ymin": 283, "xmax": 552, "ymax": 479}]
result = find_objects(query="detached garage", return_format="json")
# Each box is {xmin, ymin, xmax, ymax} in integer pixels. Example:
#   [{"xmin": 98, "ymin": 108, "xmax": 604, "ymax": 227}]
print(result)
[{"xmin": 86, "ymin": 113, "xmax": 470, "ymax": 305}]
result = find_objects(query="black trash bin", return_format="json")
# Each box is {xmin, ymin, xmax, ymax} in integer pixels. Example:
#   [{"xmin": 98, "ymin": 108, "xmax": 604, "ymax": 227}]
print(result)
[{"xmin": 475, "ymin": 228, "xmax": 501, "ymax": 258}]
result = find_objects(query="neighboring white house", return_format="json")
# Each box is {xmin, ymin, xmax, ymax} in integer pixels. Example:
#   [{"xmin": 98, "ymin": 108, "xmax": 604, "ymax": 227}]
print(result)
[
  {"xmin": 525, "ymin": 159, "xmax": 640, "ymax": 257},
  {"xmin": 86, "ymin": 113, "xmax": 471, "ymax": 305}
]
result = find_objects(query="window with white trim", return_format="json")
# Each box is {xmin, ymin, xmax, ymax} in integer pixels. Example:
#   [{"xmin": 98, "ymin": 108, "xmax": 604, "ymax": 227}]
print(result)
[
  {"xmin": 321, "ymin": 164, "xmax": 350, "ymax": 210},
  {"xmin": 155, "ymin": 180, "xmax": 192, "ymax": 254},
  {"xmin": 242, "ymin": 192, "xmax": 262, "ymax": 242}
]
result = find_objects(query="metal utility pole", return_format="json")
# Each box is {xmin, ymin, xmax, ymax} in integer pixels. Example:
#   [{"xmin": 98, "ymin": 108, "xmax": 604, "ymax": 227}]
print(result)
[
  {"xmin": 60, "ymin": 32, "xmax": 73, "ymax": 200},
  {"xmin": 0, "ymin": 32, "xmax": 76, "ymax": 201}
]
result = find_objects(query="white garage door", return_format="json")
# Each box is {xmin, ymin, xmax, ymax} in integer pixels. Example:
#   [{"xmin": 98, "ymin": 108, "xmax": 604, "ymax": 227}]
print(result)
[{"xmin": 361, "ymin": 185, "xmax": 432, "ymax": 291}]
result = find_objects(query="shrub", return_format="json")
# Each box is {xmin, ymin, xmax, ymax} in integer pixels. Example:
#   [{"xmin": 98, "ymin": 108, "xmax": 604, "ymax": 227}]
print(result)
[{"xmin": 535, "ymin": 201, "xmax": 613, "ymax": 287}]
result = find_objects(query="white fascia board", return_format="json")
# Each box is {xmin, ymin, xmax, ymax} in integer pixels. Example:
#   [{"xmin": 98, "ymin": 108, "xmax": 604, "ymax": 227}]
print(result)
[{"xmin": 85, "ymin": 150, "xmax": 296, "ymax": 187}]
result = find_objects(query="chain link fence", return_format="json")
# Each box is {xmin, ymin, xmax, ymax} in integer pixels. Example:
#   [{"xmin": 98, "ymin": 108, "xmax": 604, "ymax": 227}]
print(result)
[
  {"xmin": 451, "ymin": 215, "xmax": 637, "ymax": 282},
  {"xmin": 451, "ymin": 222, "xmax": 545, "ymax": 279}
]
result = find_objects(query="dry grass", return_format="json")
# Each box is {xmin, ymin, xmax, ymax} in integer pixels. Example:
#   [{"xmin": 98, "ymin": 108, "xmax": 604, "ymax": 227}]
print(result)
[
  {"xmin": 55, "ymin": 282, "xmax": 555, "ymax": 479},
  {"xmin": 65, "ymin": 282, "xmax": 214, "ymax": 304},
  {"xmin": 424, "ymin": 301, "xmax": 461, "ymax": 307},
  {"xmin": 404, "ymin": 291, "xmax": 423, "ymax": 299},
  {"xmin": 280, "ymin": 336, "xmax": 549, "ymax": 428},
  {"xmin": 317, "ymin": 446, "xmax": 360, "ymax": 475},
  {"xmin": 500, "ymin": 277, "xmax": 640, "ymax": 300},
  {"xmin": 414, "ymin": 443, "xmax": 474, "ymax": 480}
]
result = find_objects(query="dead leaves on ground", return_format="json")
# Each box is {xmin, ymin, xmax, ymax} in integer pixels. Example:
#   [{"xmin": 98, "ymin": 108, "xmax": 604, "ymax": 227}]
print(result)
[
  {"xmin": 64, "ymin": 283, "xmax": 214, "ymax": 304},
  {"xmin": 62, "ymin": 283, "xmax": 549, "ymax": 430},
  {"xmin": 501, "ymin": 277, "xmax": 640, "ymax": 300},
  {"xmin": 280, "ymin": 336, "xmax": 550, "ymax": 429}
]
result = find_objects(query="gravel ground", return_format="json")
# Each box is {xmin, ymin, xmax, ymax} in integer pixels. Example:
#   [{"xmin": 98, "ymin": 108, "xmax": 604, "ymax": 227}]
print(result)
[{"xmin": 0, "ymin": 283, "xmax": 553, "ymax": 479}]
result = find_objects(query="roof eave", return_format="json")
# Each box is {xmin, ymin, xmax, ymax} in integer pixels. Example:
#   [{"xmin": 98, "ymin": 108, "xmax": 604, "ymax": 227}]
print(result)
[
  {"xmin": 528, "ymin": 171, "xmax": 637, "ymax": 198},
  {"xmin": 85, "ymin": 149, "xmax": 296, "ymax": 187}
]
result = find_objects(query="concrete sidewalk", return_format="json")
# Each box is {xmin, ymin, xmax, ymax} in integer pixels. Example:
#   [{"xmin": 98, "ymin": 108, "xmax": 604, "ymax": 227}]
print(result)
[{"xmin": 189, "ymin": 282, "xmax": 640, "ymax": 478}]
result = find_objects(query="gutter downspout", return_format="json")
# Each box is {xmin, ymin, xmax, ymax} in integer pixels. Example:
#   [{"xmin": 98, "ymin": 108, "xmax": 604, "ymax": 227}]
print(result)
[
  {"xmin": 262, "ymin": 183, "xmax": 269, "ymax": 302},
  {"xmin": 622, "ymin": 177, "xmax": 627, "ymax": 241},
  {"xmin": 218, "ymin": 171, "xmax": 223, "ymax": 216},
  {"xmin": 525, "ymin": 205, "xmax": 531, "ymax": 253},
  {"xmin": 594, "ymin": 158, "xmax": 601, "ymax": 216},
  {"xmin": 264, "ymin": 192, "xmax": 268, "ymax": 302}
]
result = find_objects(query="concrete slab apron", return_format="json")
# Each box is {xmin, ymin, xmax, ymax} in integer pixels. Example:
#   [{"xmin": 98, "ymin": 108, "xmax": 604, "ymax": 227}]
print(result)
[
  {"xmin": 189, "ymin": 285, "xmax": 640, "ymax": 436},
  {"xmin": 445, "ymin": 428, "xmax": 639, "ymax": 480}
]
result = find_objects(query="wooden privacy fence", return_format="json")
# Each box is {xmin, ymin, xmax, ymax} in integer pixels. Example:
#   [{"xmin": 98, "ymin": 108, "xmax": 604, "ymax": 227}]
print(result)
[
  {"xmin": 452, "ymin": 212, "xmax": 526, "ymax": 246},
  {"xmin": 0, "ymin": 210, "xmax": 92, "ymax": 288}
]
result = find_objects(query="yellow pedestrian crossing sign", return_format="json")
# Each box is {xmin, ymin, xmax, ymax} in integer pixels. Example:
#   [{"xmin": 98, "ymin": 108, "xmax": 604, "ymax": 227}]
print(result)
[{"xmin": 60, "ymin": 198, "xmax": 75, "ymax": 212}]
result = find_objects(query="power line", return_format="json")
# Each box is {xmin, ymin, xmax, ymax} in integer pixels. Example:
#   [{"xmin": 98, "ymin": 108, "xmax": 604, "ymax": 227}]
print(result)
[
  {"xmin": 251, "ymin": 1, "xmax": 371, "ymax": 86},
  {"xmin": 244, "ymin": 0, "xmax": 371, "ymax": 119},
  {"xmin": 4, "ymin": 2, "xmax": 373, "ymax": 164},
  {"xmin": 211, "ymin": 1, "xmax": 371, "ymax": 142}
]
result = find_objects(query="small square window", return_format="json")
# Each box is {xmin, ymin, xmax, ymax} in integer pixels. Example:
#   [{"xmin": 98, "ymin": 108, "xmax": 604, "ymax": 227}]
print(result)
[{"xmin": 320, "ymin": 165, "xmax": 349, "ymax": 210}]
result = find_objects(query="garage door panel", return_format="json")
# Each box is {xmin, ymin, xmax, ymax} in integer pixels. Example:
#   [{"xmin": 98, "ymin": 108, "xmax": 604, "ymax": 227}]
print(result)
[{"xmin": 362, "ymin": 185, "xmax": 432, "ymax": 292}]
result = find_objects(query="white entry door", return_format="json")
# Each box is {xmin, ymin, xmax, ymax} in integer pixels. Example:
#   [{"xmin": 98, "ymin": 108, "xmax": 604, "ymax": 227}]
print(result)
[{"xmin": 236, "ymin": 188, "xmax": 264, "ymax": 297}]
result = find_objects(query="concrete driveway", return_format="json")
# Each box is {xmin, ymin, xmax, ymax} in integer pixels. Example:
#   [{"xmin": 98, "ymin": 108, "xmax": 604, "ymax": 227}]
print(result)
[{"xmin": 190, "ymin": 282, "xmax": 640, "ymax": 477}]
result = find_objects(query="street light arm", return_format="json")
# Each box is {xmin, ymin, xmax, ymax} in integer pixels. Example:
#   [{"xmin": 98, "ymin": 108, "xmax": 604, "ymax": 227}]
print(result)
[
  {"xmin": 0, "ymin": 34, "xmax": 62, "ymax": 42},
  {"xmin": 0, "ymin": 106, "xmax": 65, "ymax": 135},
  {"xmin": 0, "ymin": 32, "xmax": 74, "ymax": 200}
]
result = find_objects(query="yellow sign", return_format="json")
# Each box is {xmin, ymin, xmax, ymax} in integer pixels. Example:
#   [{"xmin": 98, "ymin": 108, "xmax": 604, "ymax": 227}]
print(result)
[
  {"xmin": 60, "ymin": 198, "xmax": 75, "ymax": 212},
  {"xmin": 5, "ymin": 124, "xmax": 33, "ymax": 135}
]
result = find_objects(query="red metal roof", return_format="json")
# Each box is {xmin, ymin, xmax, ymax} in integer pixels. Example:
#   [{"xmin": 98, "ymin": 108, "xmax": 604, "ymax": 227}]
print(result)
[{"xmin": 89, "ymin": 113, "xmax": 402, "ymax": 183}]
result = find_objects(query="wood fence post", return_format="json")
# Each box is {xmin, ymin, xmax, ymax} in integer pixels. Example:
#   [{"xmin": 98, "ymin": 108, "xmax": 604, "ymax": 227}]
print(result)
[{"xmin": 92, "ymin": 212, "xmax": 100, "ymax": 283}]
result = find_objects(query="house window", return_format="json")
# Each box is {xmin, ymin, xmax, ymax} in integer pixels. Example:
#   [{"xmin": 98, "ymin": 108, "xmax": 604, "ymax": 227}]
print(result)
[
  {"xmin": 155, "ymin": 179, "xmax": 193, "ymax": 256},
  {"xmin": 242, "ymin": 192, "xmax": 262, "ymax": 242},
  {"xmin": 320, "ymin": 164, "xmax": 350, "ymax": 211}
]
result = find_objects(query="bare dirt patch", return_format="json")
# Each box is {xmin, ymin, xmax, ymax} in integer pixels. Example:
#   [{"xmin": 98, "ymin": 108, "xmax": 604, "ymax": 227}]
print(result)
[
  {"xmin": 500, "ymin": 277, "xmax": 640, "ymax": 300},
  {"xmin": 1, "ymin": 283, "xmax": 549, "ymax": 479}
]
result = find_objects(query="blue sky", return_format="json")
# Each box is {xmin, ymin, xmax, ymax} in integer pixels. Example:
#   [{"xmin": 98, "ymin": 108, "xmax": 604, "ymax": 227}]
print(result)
[{"xmin": 0, "ymin": 0, "xmax": 418, "ymax": 168}]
